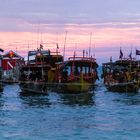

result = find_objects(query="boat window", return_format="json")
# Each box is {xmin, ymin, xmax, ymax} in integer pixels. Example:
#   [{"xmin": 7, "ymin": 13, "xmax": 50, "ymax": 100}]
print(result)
[
  {"xmin": 67, "ymin": 66, "xmax": 71, "ymax": 76},
  {"xmin": 74, "ymin": 66, "xmax": 80, "ymax": 75}
]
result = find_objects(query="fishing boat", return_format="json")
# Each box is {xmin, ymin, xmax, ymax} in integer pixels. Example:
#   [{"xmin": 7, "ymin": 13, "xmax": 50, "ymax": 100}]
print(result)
[
  {"xmin": 1, "ymin": 50, "xmax": 25, "ymax": 84},
  {"xmin": 102, "ymin": 59, "xmax": 139, "ymax": 93},
  {"xmin": 0, "ymin": 49, "xmax": 4, "ymax": 91},
  {"xmin": 19, "ymin": 44, "xmax": 63, "ymax": 94},
  {"xmin": 0, "ymin": 67, "xmax": 3, "ymax": 92},
  {"xmin": 56, "ymin": 51, "xmax": 99, "ymax": 93},
  {"xmin": 105, "ymin": 81, "xmax": 139, "ymax": 93}
]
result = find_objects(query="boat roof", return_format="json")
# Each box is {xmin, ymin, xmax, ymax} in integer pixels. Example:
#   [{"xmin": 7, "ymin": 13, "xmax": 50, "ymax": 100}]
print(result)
[
  {"xmin": 103, "ymin": 59, "xmax": 139, "ymax": 70},
  {"xmin": 3, "ymin": 50, "xmax": 23, "ymax": 59},
  {"xmin": 28, "ymin": 50, "xmax": 50, "ymax": 56},
  {"xmin": 21, "ymin": 64, "xmax": 51, "ymax": 71},
  {"xmin": 68, "ymin": 56, "xmax": 96, "ymax": 61},
  {"xmin": 28, "ymin": 50, "xmax": 62, "ymax": 56},
  {"xmin": 65, "ymin": 57, "xmax": 98, "ymax": 67}
]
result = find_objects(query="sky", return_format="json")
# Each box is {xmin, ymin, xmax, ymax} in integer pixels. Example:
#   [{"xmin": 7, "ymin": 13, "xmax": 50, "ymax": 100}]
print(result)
[{"xmin": 0, "ymin": 0, "xmax": 140, "ymax": 64}]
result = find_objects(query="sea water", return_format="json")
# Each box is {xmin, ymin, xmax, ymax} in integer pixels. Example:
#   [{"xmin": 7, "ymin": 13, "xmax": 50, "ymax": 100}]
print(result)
[{"xmin": 0, "ymin": 81, "xmax": 140, "ymax": 139}]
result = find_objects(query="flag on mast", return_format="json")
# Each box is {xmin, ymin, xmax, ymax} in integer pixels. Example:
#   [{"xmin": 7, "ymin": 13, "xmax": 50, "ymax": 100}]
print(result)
[
  {"xmin": 129, "ymin": 51, "xmax": 132, "ymax": 59},
  {"xmin": 0, "ymin": 48, "xmax": 4, "ymax": 52},
  {"xmin": 119, "ymin": 48, "xmax": 123, "ymax": 59},
  {"xmin": 40, "ymin": 44, "xmax": 43, "ymax": 50},
  {"xmin": 56, "ymin": 43, "xmax": 59, "ymax": 49},
  {"xmin": 136, "ymin": 49, "xmax": 140, "ymax": 55}
]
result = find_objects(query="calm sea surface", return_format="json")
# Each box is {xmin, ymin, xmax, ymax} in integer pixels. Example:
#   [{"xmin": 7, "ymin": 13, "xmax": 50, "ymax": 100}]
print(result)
[{"xmin": 0, "ymin": 81, "xmax": 140, "ymax": 140}]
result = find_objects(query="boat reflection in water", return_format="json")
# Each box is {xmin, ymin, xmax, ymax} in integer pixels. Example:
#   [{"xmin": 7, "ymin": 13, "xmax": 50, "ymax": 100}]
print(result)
[
  {"xmin": 20, "ymin": 89, "xmax": 95, "ymax": 107},
  {"xmin": 19, "ymin": 92, "xmax": 51, "ymax": 108},
  {"xmin": 0, "ymin": 82, "xmax": 3, "ymax": 92},
  {"xmin": 20, "ymin": 81, "xmax": 48, "ymax": 95},
  {"xmin": 59, "ymin": 92, "xmax": 95, "ymax": 106}
]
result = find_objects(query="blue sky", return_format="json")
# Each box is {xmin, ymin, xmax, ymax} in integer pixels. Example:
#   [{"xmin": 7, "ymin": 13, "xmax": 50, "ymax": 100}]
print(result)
[
  {"xmin": 0, "ymin": 0, "xmax": 140, "ymax": 31},
  {"xmin": 0, "ymin": 0, "xmax": 140, "ymax": 64}
]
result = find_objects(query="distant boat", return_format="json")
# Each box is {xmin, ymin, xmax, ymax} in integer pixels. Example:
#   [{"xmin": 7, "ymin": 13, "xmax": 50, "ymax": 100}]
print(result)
[
  {"xmin": 56, "ymin": 53, "xmax": 99, "ymax": 93},
  {"xmin": 102, "ymin": 59, "xmax": 139, "ymax": 93},
  {"xmin": 20, "ymin": 81, "xmax": 48, "ymax": 94},
  {"xmin": 0, "ymin": 66, "xmax": 3, "ymax": 92},
  {"xmin": 19, "ymin": 46, "xmax": 63, "ymax": 94},
  {"xmin": 1, "ymin": 50, "xmax": 25, "ymax": 83},
  {"xmin": 106, "ymin": 81, "xmax": 139, "ymax": 93}
]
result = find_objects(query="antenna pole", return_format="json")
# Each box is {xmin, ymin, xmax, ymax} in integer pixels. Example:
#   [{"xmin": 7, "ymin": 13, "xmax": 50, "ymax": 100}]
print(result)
[
  {"xmin": 89, "ymin": 32, "xmax": 92, "ymax": 58},
  {"xmin": 135, "ymin": 47, "xmax": 137, "ymax": 60},
  {"xmin": 37, "ymin": 23, "xmax": 40, "ymax": 49},
  {"xmin": 93, "ymin": 43, "xmax": 95, "ymax": 57},
  {"xmin": 63, "ymin": 31, "xmax": 67, "ymax": 61},
  {"xmin": 27, "ymin": 41, "xmax": 30, "ymax": 64}
]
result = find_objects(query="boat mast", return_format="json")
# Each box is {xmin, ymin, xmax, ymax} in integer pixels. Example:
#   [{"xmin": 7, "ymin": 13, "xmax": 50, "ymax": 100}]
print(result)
[
  {"xmin": 39, "ymin": 45, "xmax": 44, "ymax": 79},
  {"xmin": 63, "ymin": 31, "xmax": 67, "ymax": 62},
  {"xmin": 89, "ymin": 32, "xmax": 92, "ymax": 58},
  {"xmin": 36, "ymin": 23, "xmax": 40, "ymax": 50},
  {"xmin": 56, "ymin": 32, "xmax": 59, "ymax": 58},
  {"xmin": 27, "ymin": 41, "xmax": 30, "ymax": 64}
]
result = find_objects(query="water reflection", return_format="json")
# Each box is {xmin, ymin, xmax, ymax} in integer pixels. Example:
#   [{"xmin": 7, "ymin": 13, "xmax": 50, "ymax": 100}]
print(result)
[
  {"xmin": 113, "ymin": 93, "xmax": 140, "ymax": 105},
  {"xmin": 0, "ymin": 93, "xmax": 4, "ymax": 109},
  {"xmin": 19, "ymin": 93, "xmax": 51, "ymax": 108},
  {"xmin": 59, "ymin": 92, "xmax": 95, "ymax": 106}
]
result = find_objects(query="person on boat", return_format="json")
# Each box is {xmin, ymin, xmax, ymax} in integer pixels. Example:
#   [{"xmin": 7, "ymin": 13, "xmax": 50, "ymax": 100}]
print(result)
[
  {"xmin": 29, "ymin": 71, "xmax": 36, "ymax": 81},
  {"xmin": 20, "ymin": 71, "xmax": 27, "ymax": 81},
  {"xmin": 61, "ymin": 69, "xmax": 68, "ymax": 82},
  {"xmin": 44, "ymin": 72, "xmax": 48, "ymax": 82},
  {"xmin": 125, "ymin": 71, "xmax": 132, "ymax": 82},
  {"xmin": 104, "ymin": 72, "xmax": 113, "ymax": 85},
  {"xmin": 36, "ymin": 70, "xmax": 42, "ymax": 81},
  {"xmin": 95, "ymin": 68, "xmax": 99, "ymax": 80},
  {"xmin": 132, "ymin": 70, "xmax": 139, "ymax": 82},
  {"xmin": 47, "ymin": 68, "xmax": 56, "ymax": 83},
  {"xmin": 136, "ymin": 70, "xmax": 140, "ymax": 81},
  {"xmin": 74, "ymin": 66, "xmax": 80, "ymax": 76},
  {"xmin": 130, "ymin": 71, "xmax": 136, "ymax": 81},
  {"xmin": 101, "ymin": 68, "xmax": 107, "ymax": 80},
  {"xmin": 118, "ymin": 71, "xmax": 128, "ymax": 83}
]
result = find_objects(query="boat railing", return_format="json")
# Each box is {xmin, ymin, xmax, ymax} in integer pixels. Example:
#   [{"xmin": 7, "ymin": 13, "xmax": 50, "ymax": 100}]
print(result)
[
  {"xmin": 28, "ymin": 50, "xmax": 61, "ymax": 57},
  {"xmin": 68, "ymin": 57, "xmax": 96, "ymax": 61},
  {"xmin": 67, "ymin": 73, "xmax": 96, "ymax": 81},
  {"xmin": 50, "ymin": 51, "xmax": 61, "ymax": 55}
]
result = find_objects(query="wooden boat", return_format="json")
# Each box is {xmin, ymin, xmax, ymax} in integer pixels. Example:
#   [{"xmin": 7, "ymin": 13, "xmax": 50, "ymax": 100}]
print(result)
[
  {"xmin": 19, "ymin": 45, "xmax": 63, "ymax": 94},
  {"xmin": 56, "ymin": 53, "xmax": 98, "ymax": 93},
  {"xmin": 106, "ymin": 81, "xmax": 139, "ymax": 93},
  {"xmin": 102, "ymin": 59, "xmax": 139, "ymax": 93},
  {"xmin": 20, "ymin": 81, "xmax": 48, "ymax": 94},
  {"xmin": 0, "ymin": 56, "xmax": 3, "ymax": 92},
  {"xmin": 1, "ymin": 50, "xmax": 25, "ymax": 84}
]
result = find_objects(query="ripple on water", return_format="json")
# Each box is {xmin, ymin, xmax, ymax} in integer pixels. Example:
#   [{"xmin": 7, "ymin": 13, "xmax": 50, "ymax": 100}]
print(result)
[{"xmin": 0, "ymin": 84, "xmax": 139, "ymax": 140}]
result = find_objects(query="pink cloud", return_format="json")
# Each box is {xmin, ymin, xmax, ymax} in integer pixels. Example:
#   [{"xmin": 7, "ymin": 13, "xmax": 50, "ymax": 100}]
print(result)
[{"xmin": 0, "ymin": 24, "xmax": 140, "ymax": 64}]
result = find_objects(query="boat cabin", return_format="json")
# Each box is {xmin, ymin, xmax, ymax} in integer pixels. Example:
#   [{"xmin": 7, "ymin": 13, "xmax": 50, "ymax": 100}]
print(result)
[
  {"xmin": 102, "ymin": 59, "xmax": 139, "ymax": 84},
  {"xmin": 59, "ymin": 56, "xmax": 98, "ymax": 83},
  {"xmin": 20, "ymin": 49, "xmax": 63, "ymax": 83},
  {"xmin": 1, "ymin": 50, "xmax": 25, "ymax": 83},
  {"xmin": 27, "ymin": 50, "xmax": 63, "ymax": 67}
]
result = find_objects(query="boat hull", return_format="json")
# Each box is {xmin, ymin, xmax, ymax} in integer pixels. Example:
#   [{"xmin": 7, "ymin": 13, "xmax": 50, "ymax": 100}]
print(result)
[
  {"xmin": 105, "ymin": 82, "xmax": 139, "ymax": 93},
  {"xmin": 57, "ymin": 80, "xmax": 94, "ymax": 93},
  {"xmin": 20, "ymin": 81, "xmax": 48, "ymax": 94}
]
